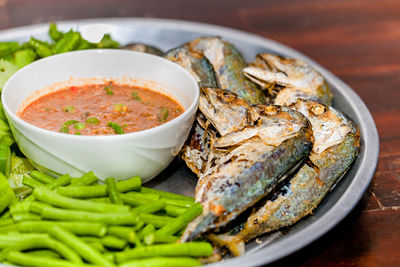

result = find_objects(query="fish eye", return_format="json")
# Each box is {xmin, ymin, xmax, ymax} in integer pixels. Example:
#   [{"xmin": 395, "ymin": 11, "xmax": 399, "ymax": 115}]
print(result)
[
  {"xmin": 220, "ymin": 91, "xmax": 236, "ymax": 102},
  {"xmin": 263, "ymin": 105, "xmax": 278, "ymax": 116},
  {"xmin": 310, "ymin": 104, "xmax": 325, "ymax": 115}
]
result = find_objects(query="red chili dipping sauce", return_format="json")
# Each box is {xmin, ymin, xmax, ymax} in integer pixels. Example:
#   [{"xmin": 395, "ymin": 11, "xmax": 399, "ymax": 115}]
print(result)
[{"xmin": 19, "ymin": 83, "xmax": 184, "ymax": 135}]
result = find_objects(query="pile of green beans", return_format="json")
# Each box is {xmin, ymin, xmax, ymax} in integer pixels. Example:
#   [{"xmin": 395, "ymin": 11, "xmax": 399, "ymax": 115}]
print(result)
[{"xmin": 0, "ymin": 170, "xmax": 212, "ymax": 267}]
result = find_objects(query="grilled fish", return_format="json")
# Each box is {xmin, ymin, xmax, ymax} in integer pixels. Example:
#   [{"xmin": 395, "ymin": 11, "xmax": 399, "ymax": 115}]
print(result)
[
  {"xmin": 185, "ymin": 37, "xmax": 266, "ymax": 105},
  {"xmin": 122, "ymin": 43, "xmax": 163, "ymax": 56},
  {"xmin": 243, "ymin": 54, "xmax": 333, "ymax": 105},
  {"xmin": 181, "ymin": 89, "xmax": 313, "ymax": 241},
  {"xmin": 216, "ymin": 99, "xmax": 360, "ymax": 255}
]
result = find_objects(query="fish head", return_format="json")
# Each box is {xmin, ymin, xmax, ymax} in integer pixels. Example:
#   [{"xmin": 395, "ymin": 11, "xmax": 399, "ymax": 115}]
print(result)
[
  {"xmin": 292, "ymin": 99, "xmax": 355, "ymax": 154},
  {"xmin": 244, "ymin": 54, "xmax": 332, "ymax": 105},
  {"xmin": 199, "ymin": 88, "xmax": 250, "ymax": 136}
]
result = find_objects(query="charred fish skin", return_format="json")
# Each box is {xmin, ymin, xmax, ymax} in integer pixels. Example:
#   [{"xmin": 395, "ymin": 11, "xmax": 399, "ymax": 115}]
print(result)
[
  {"xmin": 181, "ymin": 104, "xmax": 314, "ymax": 242},
  {"xmin": 164, "ymin": 47, "xmax": 219, "ymax": 88},
  {"xmin": 164, "ymin": 46, "xmax": 220, "ymax": 175},
  {"xmin": 243, "ymin": 54, "xmax": 333, "ymax": 105},
  {"xmin": 179, "ymin": 113, "xmax": 216, "ymax": 176},
  {"xmin": 185, "ymin": 37, "xmax": 266, "ymax": 105},
  {"xmin": 121, "ymin": 43, "xmax": 163, "ymax": 56},
  {"xmin": 232, "ymin": 100, "xmax": 360, "ymax": 248}
]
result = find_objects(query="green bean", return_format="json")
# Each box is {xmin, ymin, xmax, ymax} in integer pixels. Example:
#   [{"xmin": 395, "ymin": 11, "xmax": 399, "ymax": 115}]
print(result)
[
  {"xmin": 0, "ymin": 210, "xmax": 11, "ymax": 219},
  {"xmin": 108, "ymin": 226, "xmax": 136, "ymax": 243},
  {"xmin": 47, "ymin": 173, "xmax": 72, "ymax": 189},
  {"xmin": 103, "ymin": 252, "xmax": 115, "ymax": 263},
  {"xmin": 0, "ymin": 224, "xmax": 18, "ymax": 233},
  {"xmin": 86, "ymin": 241, "xmax": 106, "ymax": 252},
  {"xmin": 13, "ymin": 49, "xmax": 36, "ymax": 68},
  {"xmin": 0, "ymin": 236, "xmax": 82, "ymax": 263},
  {"xmin": 156, "ymin": 203, "xmax": 202, "ymax": 235},
  {"xmin": 48, "ymin": 225, "xmax": 113, "ymax": 266},
  {"xmin": 140, "ymin": 214, "xmax": 174, "ymax": 228},
  {"xmin": 12, "ymin": 212, "xmax": 41, "ymax": 222},
  {"xmin": 143, "ymin": 233, "xmax": 179, "ymax": 245},
  {"xmin": 134, "ymin": 221, "xmax": 145, "ymax": 231},
  {"xmin": 131, "ymin": 201, "xmax": 166, "ymax": 214},
  {"xmin": 26, "ymin": 249, "xmax": 61, "ymax": 259},
  {"xmin": 139, "ymin": 224, "xmax": 155, "ymax": 240},
  {"xmin": 0, "ymin": 217, "xmax": 13, "ymax": 227},
  {"xmin": 52, "ymin": 30, "xmax": 81, "ymax": 54},
  {"xmin": 89, "ymin": 197, "xmax": 110, "ymax": 203},
  {"xmin": 164, "ymin": 205, "xmax": 187, "ymax": 217},
  {"xmin": 0, "ymin": 233, "xmax": 48, "ymax": 243},
  {"xmin": 29, "ymin": 201, "xmax": 51, "ymax": 214},
  {"xmin": 34, "ymin": 186, "xmax": 130, "ymax": 213},
  {"xmin": 140, "ymin": 187, "xmax": 194, "ymax": 202},
  {"xmin": 69, "ymin": 171, "xmax": 98, "ymax": 186},
  {"xmin": 102, "ymin": 235, "xmax": 127, "ymax": 250},
  {"xmin": 10, "ymin": 174, "xmax": 70, "ymax": 215},
  {"xmin": 115, "ymin": 242, "xmax": 212, "ymax": 263},
  {"xmin": 30, "ymin": 170, "xmax": 55, "ymax": 184},
  {"xmin": 22, "ymin": 175, "xmax": 44, "ymax": 189},
  {"xmin": 82, "ymin": 235, "xmax": 127, "ymax": 250},
  {"xmin": 119, "ymin": 257, "xmax": 200, "ymax": 267},
  {"xmin": 29, "ymin": 37, "xmax": 52, "ymax": 58},
  {"xmin": 0, "ymin": 41, "xmax": 20, "ymax": 58},
  {"xmin": 161, "ymin": 198, "xmax": 194, "ymax": 208},
  {"xmin": 106, "ymin": 177, "xmax": 123, "ymax": 204},
  {"xmin": 97, "ymin": 34, "xmax": 120, "ymax": 48},
  {"xmin": 48, "ymin": 22, "xmax": 63, "ymax": 41},
  {"xmin": 6, "ymin": 251, "xmax": 89, "ymax": 267},
  {"xmin": 120, "ymin": 192, "xmax": 157, "ymax": 206},
  {"xmin": 39, "ymin": 205, "xmax": 139, "ymax": 225},
  {"xmin": 57, "ymin": 176, "xmax": 141, "ymax": 198},
  {"xmin": 76, "ymin": 39, "xmax": 97, "ymax": 50},
  {"xmin": 127, "ymin": 192, "xmax": 160, "ymax": 201},
  {"xmin": 18, "ymin": 221, "xmax": 107, "ymax": 237}
]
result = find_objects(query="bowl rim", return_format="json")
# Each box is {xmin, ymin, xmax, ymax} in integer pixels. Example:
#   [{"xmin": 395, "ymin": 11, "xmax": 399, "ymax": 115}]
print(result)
[{"xmin": 1, "ymin": 49, "xmax": 200, "ymax": 140}]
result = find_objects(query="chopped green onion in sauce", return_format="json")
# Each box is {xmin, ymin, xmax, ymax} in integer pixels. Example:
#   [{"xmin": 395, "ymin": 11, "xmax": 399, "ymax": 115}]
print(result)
[
  {"xmin": 159, "ymin": 107, "xmax": 169, "ymax": 122},
  {"xmin": 86, "ymin": 117, "xmax": 99, "ymax": 125},
  {"xmin": 104, "ymin": 85, "xmax": 114, "ymax": 95},
  {"xmin": 131, "ymin": 91, "xmax": 142, "ymax": 101},
  {"xmin": 73, "ymin": 123, "xmax": 86, "ymax": 130},
  {"xmin": 64, "ymin": 120, "xmax": 78, "ymax": 126},
  {"xmin": 59, "ymin": 126, "xmax": 69, "ymax": 133},
  {"xmin": 107, "ymin": 121, "xmax": 124, "ymax": 134},
  {"xmin": 114, "ymin": 103, "xmax": 127, "ymax": 113},
  {"xmin": 62, "ymin": 105, "xmax": 75, "ymax": 113}
]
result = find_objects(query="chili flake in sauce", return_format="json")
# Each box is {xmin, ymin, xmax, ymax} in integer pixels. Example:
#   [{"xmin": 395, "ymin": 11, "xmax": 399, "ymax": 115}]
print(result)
[{"xmin": 19, "ymin": 83, "xmax": 184, "ymax": 136}]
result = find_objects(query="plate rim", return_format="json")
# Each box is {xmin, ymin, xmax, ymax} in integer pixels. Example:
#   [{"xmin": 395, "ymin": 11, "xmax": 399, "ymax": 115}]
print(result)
[{"xmin": 0, "ymin": 18, "xmax": 379, "ymax": 267}]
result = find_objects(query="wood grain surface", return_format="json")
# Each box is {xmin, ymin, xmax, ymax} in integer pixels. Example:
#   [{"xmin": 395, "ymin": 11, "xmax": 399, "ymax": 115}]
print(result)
[{"xmin": 1, "ymin": 0, "xmax": 399, "ymax": 266}]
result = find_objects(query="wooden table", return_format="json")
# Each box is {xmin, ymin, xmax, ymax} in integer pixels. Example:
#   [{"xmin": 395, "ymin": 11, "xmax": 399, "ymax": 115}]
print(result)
[{"xmin": 1, "ymin": 0, "xmax": 399, "ymax": 266}]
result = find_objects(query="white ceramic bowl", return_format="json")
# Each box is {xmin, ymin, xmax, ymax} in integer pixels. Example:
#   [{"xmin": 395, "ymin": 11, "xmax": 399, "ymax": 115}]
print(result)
[{"xmin": 1, "ymin": 49, "xmax": 199, "ymax": 182}]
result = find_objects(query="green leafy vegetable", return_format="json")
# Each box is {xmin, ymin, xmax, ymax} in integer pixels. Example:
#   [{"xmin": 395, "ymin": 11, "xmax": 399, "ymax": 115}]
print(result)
[{"xmin": 0, "ymin": 59, "xmax": 19, "ymax": 91}]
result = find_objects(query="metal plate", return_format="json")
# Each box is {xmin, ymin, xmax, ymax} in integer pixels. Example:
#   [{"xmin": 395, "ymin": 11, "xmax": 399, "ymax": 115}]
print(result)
[{"xmin": 0, "ymin": 18, "xmax": 379, "ymax": 266}]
